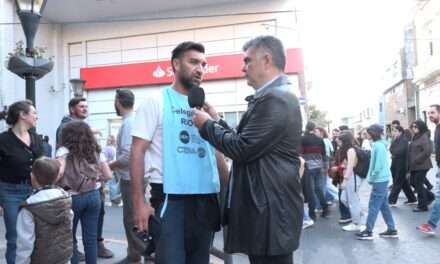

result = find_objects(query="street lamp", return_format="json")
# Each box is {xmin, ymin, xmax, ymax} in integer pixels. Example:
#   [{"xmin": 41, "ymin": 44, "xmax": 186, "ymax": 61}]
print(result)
[
  {"xmin": 70, "ymin": 79, "xmax": 86, "ymax": 97},
  {"xmin": 7, "ymin": 0, "xmax": 52, "ymax": 105}
]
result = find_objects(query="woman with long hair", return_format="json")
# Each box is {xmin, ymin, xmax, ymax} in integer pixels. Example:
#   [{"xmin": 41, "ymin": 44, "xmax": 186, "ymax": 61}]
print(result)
[
  {"xmin": 56, "ymin": 121, "xmax": 112, "ymax": 264},
  {"xmin": 338, "ymin": 131, "xmax": 365, "ymax": 232},
  {"xmin": 408, "ymin": 120, "xmax": 435, "ymax": 212},
  {"xmin": 0, "ymin": 100, "xmax": 43, "ymax": 264}
]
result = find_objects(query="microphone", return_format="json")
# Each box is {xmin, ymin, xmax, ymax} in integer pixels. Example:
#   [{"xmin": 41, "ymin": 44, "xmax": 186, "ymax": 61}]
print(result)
[{"xmin": 188, "ymin": 86, "xmax": 205, "ymax": 109}]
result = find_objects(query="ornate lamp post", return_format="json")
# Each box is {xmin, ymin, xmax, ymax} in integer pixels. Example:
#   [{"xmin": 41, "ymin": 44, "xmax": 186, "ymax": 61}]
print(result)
[
  {"xmin": 7, "ymin": 0, "xmax": 53, "ymax": 105},
  {"xmin": 70, "ymin": 78, "xmax": 86, "ymax": 97}
]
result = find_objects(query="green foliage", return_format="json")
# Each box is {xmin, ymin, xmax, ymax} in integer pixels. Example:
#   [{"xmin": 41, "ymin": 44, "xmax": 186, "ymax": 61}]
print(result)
[{"xmin": 308, "ymin": 104, "xmax": 330, "ymax": 127}]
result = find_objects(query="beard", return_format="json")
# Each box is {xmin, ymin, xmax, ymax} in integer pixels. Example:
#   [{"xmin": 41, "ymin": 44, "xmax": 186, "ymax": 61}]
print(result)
[
  {"xmin": 178, "ymin": 72, "xmax": 201, "ymax": 91},
  {"xmin": 115, "ymin": 103, "xmax": 121, "ymax": 116}
]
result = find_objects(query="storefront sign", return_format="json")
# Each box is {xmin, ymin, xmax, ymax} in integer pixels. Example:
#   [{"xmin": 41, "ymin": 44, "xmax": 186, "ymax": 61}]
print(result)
[{"xmin": 81, "ymin": 48, "xmax": 303, "ymax": 90}]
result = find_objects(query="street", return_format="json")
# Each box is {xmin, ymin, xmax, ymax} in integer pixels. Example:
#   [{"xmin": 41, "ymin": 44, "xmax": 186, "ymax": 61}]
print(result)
[{"xmin": 1, "ymin": 169, "xmax": 440, "ymax": 264}]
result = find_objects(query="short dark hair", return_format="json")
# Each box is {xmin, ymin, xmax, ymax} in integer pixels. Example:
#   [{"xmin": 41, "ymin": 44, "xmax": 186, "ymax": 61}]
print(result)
[
  {"xmin": 367, "ymin": 124, "xmax": 383, "ymax": 141},
  {"xmin": 171, "ymin": 41, "xmax": 205, "ymax": 62},
  {"xmin": 43, "ymin": 135, "xmax": 49, "ymax": 142},
  {"xmin": 391, "ymin": 120, "xmax": 400, "ymax": 126},
  {"xmin": 32, "ymin": 157, "xmax": 60, "ymax": 186},
  {"xmin": 430, "ymin": 104, "xmax": 440, "ymax": 113},
  {"xmin": 243, "ymin": 35, "xmax": 286, "ymax": 71},
  {"xmin": 116, "ymin": 89, "xmax": 134, "ymax": 109},
  {"xmin": 6, "ymin": 100, "xmax": 34, "ymax": 126},
  {"xmin": 306, "ymin": 121, "xmax": 316, "ymax": 132},
  {"xmin": 68, "ymin": 97, "xmax": 86, "ymax": 114},
  {"xmin": 339, "ymin": 125, "xmax": 349, "ymax": 131}
]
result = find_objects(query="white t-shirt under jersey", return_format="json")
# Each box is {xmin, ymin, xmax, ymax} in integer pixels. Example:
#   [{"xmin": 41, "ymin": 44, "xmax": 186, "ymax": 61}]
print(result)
[{"xmin": 131, "ymin": 92, "xmax": 164, "ymax": 184}]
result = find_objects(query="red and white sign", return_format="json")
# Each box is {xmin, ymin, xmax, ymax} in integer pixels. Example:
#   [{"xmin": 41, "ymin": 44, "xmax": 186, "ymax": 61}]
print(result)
[{"xmin": 80, "ymin": 48, "xmax": 304, "ymax": 90}]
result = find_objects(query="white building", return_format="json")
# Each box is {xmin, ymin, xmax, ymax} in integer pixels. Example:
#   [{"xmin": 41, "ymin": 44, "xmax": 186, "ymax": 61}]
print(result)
[
  {"xmin": 413, "ymin": 0, "xmax": 440, "ymax": 129},
  {"xmin": 0, "ymin": 0, "xmax": 304, "ymax": 146}
]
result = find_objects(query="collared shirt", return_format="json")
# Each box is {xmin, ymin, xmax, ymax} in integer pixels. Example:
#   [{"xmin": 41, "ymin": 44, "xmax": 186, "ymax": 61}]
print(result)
[
  {"xmin": 0, "ymin": 129, "xmax": 44, "ymax": 184},
  {"xmin": 254, "ymin": 75, "xmax": 282, "ymax": 98},
  {"xmin": 115, "ymin": 112, "xmax": 135, "ymax": 181}
]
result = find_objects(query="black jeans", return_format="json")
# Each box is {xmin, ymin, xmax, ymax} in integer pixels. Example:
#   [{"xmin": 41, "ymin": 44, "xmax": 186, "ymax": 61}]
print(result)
[
  {"xmin": 410, "ymin": 170, "xmax": 435, "ymax": 209},
  {"xmin": 389, "ymin": 161, "xmax": 416, "ymax": 204},
  {"xmin": 249, "ymin": 253, "xmax": 293, "ymax": 264}
]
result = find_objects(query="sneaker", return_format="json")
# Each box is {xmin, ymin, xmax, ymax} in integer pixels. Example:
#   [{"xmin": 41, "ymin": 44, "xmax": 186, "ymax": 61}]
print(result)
[
  {"xmin": 356, "ymin": 230, "xmax": 373, "ymax": 240},
  {"xmin": 389, "ymin": 203, "xmax": 397, "ymax": 208},
  {"xmin": 302, "ymin": 219, "xmax": 314, "ymax": 229},
  {"xmin": 339, "ymin": 218, "xmax": 352, "ymax": 224},
  {"xmin": 404, "ymin": 200, "xmax": 417, "ymax": 205},
  {"xmin": 98, "ymin": 241, "xmax": 114, "ymax": 258},
  {"xmin": 342, "ymin": 223, "xmax": 363, "ymax": 232},
  {"xmin": 321, "ymin": 206, "xmax": 330, "ymax": 218},
  {"xmin": 413, "ymin": 207, "xmax": 428, "ymax": 212},
  {"xmin": 417, "ymin": 223, "xmax": 436, "ymax": 235},
  {"xmin": 379, "ymin": 229, "xmax": 399, "ymax": 238}
]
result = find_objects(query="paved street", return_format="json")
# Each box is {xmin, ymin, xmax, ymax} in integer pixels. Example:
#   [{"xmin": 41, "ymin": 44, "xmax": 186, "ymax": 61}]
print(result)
[{"xmin": 1, "ymin": 169, "xmax": 440, "ymax": 264}]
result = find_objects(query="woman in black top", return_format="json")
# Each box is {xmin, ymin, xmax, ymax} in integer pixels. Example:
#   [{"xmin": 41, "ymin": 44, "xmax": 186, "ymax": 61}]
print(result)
[
  {"xmin": 0, "ymin": 100, "xmax": 43, "ymax": 264},
  {"xmin": 388, "ymin": 125, "xmax": 416, "ymax": 206}
]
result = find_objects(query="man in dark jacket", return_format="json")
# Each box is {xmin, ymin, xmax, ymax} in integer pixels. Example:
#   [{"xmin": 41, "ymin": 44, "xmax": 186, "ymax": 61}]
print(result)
[{"xmin": 193, "ymin": 36, "xmax": 303, "ymax": 264}]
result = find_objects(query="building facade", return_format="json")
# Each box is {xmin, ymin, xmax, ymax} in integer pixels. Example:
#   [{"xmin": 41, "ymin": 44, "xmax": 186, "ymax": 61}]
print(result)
[{"xmin": 0, "ymin": 0, "xmax": 304, "ymax": 145}]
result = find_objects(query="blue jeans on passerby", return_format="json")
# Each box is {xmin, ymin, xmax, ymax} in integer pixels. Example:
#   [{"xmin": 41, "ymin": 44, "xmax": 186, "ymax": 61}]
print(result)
[
  {"xmin": 338, "ymin": 189, "xmax": 351, "ymax": 220},
  {"xmin": 155, "ymin": 196, "xmax": 217, "ymax": 264},
  {"xmin": 428, "ymin": 178, "xmax": 440, "ymax": 228},
  {"xmin": 308, "ymin": 168, "xmax": 327, "ymax": 212},
  {"xmin": 71, "ymin": 189, "xmax": 101, "ymax": 264},
  {"xmin": 366, "ymin": 181, "xmax": 396, "ymax": 232},
  {"xmin": 97, "ymin": 188, "xmax": 105, "ymax": 241},
  {"xmin": 0, "ymin": 182, "xmax": 32, "ymax": 264}
]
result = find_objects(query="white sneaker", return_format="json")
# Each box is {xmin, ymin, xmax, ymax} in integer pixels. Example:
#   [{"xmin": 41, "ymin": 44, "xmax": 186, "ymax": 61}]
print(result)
[
  {"xmin": 342, "ymin": 223, "xmax": 363, "ymax": 232},
  {"xmin": 302, "ymin": 220, "xmax": 314, "ymax": 229}
]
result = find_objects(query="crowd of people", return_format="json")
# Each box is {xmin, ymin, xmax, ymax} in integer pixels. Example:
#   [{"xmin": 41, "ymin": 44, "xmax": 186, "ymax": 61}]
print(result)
[
  {"xmin": 300, "ymin": 109, "xmax": 440, "ymax": 241},
  {"xmin": 0, "ymin": 33, "xmax": 440, "ymax": 264}
]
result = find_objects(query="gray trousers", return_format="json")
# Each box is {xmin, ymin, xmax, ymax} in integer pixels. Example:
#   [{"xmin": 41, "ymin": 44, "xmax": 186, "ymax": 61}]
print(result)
[{"xmin": 120, "ymin": 179, "xmax": 147, "ymax": 261}]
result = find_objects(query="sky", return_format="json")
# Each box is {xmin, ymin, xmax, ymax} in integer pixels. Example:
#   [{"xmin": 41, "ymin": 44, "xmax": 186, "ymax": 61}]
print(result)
[{"xmin": 299, "ymin": 0, "xmax": 416, "ymax": 124}]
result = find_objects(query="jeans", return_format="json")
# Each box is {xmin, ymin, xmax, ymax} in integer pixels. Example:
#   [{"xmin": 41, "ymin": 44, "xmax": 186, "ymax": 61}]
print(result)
[
  {"xmin": 120, "ymin": 179, "xmax": 147, "ymax": 260},
  {"xmin": 71, "ymin": 189, "xmax": 101, "ymax": 264},
  {"xmin": 428, "ymin": 179, "xmax": 440, "ymax": 228},
  {"xmin": 325, "ymin": 177, "xmax": 338, "ymax": 202},
  {"xmin": 389, "ymin": 162, "xmax": 416, "ymax": 204},
  {"xmin": 366, "ymin": 181, "xmax": 396, "ymax": 232},
  {"xmin": 97, "ymin": 188, "xmax": 105, "ymax": 241},
  {"xmin": 341, "ymin": 175, "xmax": 364, "ymax": 225},
  {"xmin": 306, "ymin": 168, "xmax": 327, "ymax": 213},
  {"xmin": 410, "ymin": 170, "xmax": 435, "ymax": 209},
  {"xmin": 0, "ymin": 182, "xmax": 32, "ymax": 264},
  {"xmin": 338, "ymin": 189, "xmax": 351, "ymax": 220},
  {"xmin": 155, "ymin": 195, "xmax": 218, "ymax": 264}
]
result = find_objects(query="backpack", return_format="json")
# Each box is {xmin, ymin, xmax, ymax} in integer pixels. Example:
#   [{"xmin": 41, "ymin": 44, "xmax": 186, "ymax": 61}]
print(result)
[
  {"xmin": 353, "ymin": 147, "xmax": 371, "ymax": 178},
  {"xmin": 60, "ymin": 154, "xmax": 102, "ymax": 193}
]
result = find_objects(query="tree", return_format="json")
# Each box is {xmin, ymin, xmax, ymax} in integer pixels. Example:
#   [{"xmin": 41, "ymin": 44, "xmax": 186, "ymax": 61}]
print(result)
[{"xmin": 308, "ymin": 104, "xmax": 330, "ymax": 128}]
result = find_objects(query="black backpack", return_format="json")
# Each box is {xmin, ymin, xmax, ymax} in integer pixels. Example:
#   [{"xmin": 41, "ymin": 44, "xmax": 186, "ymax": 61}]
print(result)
[{"xmin": 353, "ymin": 147, "xmax": 371, "ymax": 178}]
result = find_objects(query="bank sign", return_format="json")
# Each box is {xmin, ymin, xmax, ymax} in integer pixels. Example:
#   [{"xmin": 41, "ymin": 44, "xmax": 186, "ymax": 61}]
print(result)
[{"xmin": 81, "ymin": 48, "xmax": 303, "ymax": 90}]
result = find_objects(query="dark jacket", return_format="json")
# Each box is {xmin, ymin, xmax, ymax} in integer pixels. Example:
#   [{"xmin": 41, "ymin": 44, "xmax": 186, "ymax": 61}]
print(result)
[
  {"xmin": 23, "ymin": 188, "xmax": 72, "ymax": 264},
  {"xmin": 300, "ymin": 132, "xmax": 326, "ymax": 170},
  {"xmin": 390, "ymin": 135, "xmax": 409, "ymax": 170},
  {"xmin": 56, "ymin": 116, "xmax": 74, "ymax": 148},
  {"xmin": 408, "ymin": 132, "xmax": 433, "ymax": 171},
  {"xmin": 434, "ymin": 124, "xmax": 440, "ymax": 167},
  {"xmin": 200, "ymin": 75, "xmax": 303, "ymax": 256}
]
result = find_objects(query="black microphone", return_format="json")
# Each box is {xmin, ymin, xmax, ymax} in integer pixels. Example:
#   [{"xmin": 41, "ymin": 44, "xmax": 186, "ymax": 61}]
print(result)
[{"xmin": 188, "ymin": 86, "xmax": 205, "ymax": 109}]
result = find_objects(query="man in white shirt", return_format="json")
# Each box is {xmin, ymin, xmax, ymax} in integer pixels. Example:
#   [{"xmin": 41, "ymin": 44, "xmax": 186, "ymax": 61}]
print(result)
[{"xmin": 130, "ymin": 41, "xmax": 227, "ymax": 264}]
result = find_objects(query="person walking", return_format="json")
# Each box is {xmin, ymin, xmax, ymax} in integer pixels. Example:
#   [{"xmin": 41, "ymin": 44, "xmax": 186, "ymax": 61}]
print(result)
[
  {"xmin": 388, "ymin": 125, "xmax": 417, "ymax": 206},
  {"xmin": 0, "ymin": 100, "xmax": 44, "ymax": 264},
  {"xmin": 356, "ymin": 124, "xmax": 398, "ymax": 240},
  {"xmin": 418, "ymin": 105, "xmax": 440, "ymax": 234},
  {"xmin": 408, "ymin": 120, "xmax": 435, "ymax": 212},
  {"xmin": 338, "ymin": 131, "xmax": 365, "ymax": 232},
  {"xmin": 56, "ymin": 121, "xmax": 112, "ymax": 264},
  {"xmin": 193, "ymin": 35, "xmax": 303, "ymax": 264}
]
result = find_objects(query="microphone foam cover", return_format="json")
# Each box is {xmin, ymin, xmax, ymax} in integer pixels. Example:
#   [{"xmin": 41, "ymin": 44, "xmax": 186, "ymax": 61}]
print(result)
[{"xmin": 188, "ymin": 86, "xmax": 205, "ymax": 108}]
